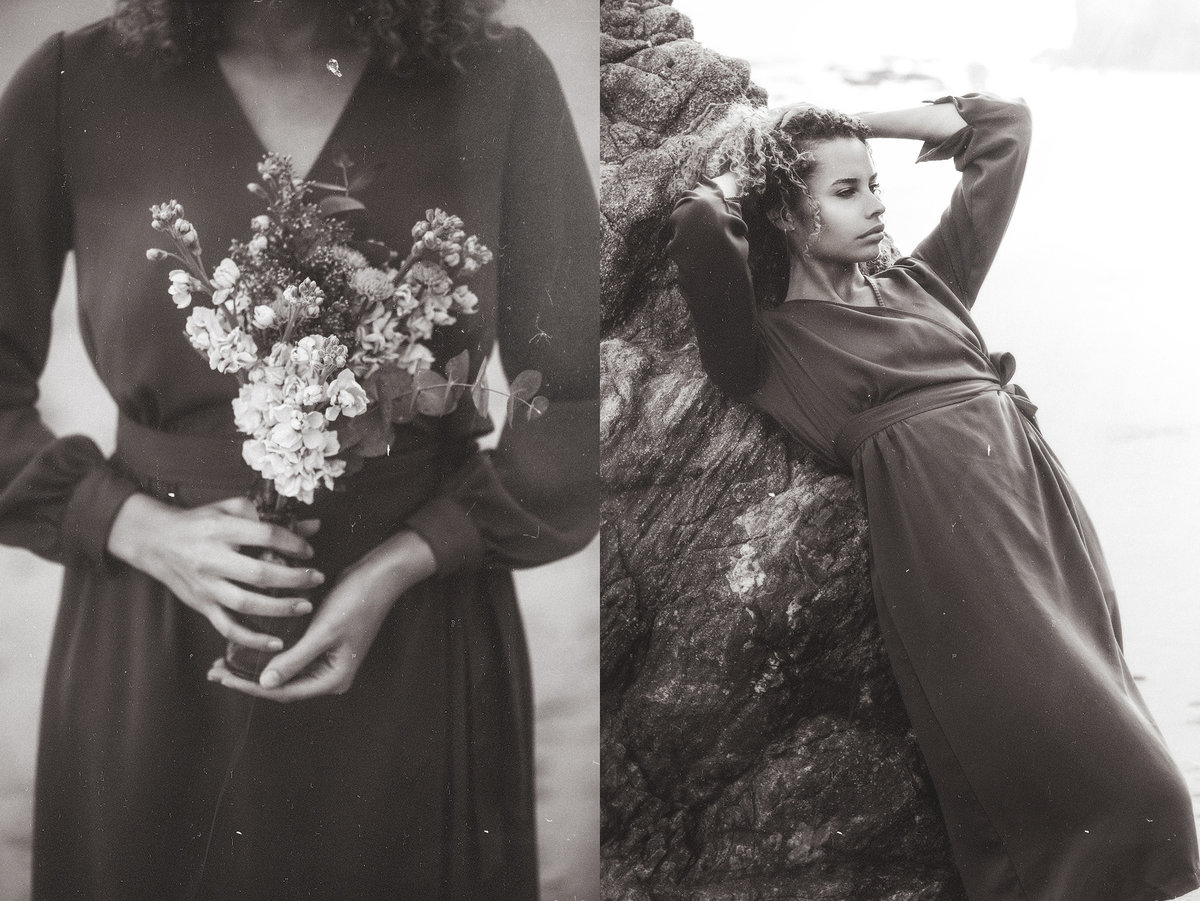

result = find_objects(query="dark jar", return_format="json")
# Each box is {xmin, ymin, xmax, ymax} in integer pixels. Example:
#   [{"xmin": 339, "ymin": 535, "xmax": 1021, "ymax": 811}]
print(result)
[{"xmin": 224, "ymin": 509, "xmax": 317, "ymax": 680}]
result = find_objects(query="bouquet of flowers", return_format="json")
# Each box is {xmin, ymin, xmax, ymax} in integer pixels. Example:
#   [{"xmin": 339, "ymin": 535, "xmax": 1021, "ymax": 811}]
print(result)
[{"xmin": 148, "ymin": 154, "xmax": 547, "ymax": 675}]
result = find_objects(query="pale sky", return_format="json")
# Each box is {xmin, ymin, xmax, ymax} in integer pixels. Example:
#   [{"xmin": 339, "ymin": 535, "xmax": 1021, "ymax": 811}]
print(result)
[{"xmin": 676, "ymin": 0, "xmax": 1077, "ymax": 68}]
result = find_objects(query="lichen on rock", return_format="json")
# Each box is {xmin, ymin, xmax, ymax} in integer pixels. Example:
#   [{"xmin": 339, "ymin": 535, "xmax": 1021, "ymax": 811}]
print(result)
[{"xmin": 600, "ymin": 1, "xmax": 966, "ymax": 898}]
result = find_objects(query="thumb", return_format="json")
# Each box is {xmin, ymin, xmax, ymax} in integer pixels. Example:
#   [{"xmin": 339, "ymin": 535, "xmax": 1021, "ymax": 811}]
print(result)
[{"xmin": 258, "ymin": 626, "xmax": 331, "ymax": 689}]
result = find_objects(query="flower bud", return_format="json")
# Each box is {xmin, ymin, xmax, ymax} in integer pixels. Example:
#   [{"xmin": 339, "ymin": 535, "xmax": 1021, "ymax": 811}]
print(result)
[{"xmin": 146, "ymin": 248, "xmax": 170, "ymax": 261}]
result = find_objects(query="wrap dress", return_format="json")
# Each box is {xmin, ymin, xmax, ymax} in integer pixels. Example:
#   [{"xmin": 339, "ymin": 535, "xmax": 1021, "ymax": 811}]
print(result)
[
  {"xmin": 667, "ymin": 93, "xmax": 1200, "ymax": 901},
  {"xmin": 0, "ymin": 20, "xmax": 597, "ymax": 901}
]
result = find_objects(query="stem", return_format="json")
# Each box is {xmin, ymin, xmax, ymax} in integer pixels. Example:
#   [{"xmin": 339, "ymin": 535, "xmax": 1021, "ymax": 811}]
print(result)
[{"xmin": 394, "ymin": 381, "xmax": 543, "ymax": 413}]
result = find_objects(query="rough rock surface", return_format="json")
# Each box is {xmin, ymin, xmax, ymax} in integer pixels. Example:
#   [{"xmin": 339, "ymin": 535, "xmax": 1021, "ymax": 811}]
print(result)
[{"xmin": 600, "ymin": 2, "xmax": 966, "ymax": 898}]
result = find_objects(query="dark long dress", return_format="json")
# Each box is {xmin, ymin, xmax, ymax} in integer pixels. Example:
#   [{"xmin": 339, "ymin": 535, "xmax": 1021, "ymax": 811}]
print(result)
[
  {"xmin": 0, "ymin": 22, "xmax": 597, "ymax": 901},
  {"xmin": 668, "ymin": 93, "xmax": 1200, "ymax": 901}
]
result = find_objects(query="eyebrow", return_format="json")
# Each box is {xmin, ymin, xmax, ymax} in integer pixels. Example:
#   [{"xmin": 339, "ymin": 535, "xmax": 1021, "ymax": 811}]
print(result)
[{"xmin": 831, "ymin": 174, "xmax": 879, "ymax": 186}]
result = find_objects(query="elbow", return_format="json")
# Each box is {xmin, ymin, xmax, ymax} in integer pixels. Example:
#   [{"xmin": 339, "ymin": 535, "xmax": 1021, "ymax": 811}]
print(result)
[
  {"xmin": 702, "ymin": 355, "xmax": 763, "ymax": 400},
  {"xmin": 666, "ymin": 187, "xmax": 726, "ymax": 267},
  {"xmin": 1005, "ymin": 97, "xmax": 1033, "ymax": 145}
]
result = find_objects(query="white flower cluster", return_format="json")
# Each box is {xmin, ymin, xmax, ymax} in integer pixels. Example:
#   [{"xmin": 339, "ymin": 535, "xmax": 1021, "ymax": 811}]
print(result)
[
  {"xmin": 148, "ymin": 167, "xmax": 494, "ymax": 510},
  {"xmin": 348, "ymin": 209, "xmax": 488, "ymax": 378},
  {"xmin": 184, "ymin": 307, "xmax": 258, "ymax": 374},
  {"xmin": 233, "ymin": 336, "xmax": 369, "ymax": 504}
]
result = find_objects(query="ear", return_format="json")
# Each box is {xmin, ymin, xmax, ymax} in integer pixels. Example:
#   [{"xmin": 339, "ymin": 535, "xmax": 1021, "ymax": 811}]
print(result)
[{"xmin": 767, "ymin": 204, "xmax": 796, "ymax": 234}]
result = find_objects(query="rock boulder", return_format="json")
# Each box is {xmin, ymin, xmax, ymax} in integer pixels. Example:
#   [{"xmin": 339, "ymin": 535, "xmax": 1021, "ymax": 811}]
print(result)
[{"xmin": 599, "ymin": 2, "xmax": 966, "ymax": 898}]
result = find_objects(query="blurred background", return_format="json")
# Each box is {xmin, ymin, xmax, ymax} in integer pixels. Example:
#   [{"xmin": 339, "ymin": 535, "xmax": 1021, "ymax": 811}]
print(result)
[
  {"xmin": 680, "ymin": 0, "xmax": 1200, "ymax": 835},
  {"xmin": 0, "ymin": 1, "xmax": 598, "ymax": 899}
]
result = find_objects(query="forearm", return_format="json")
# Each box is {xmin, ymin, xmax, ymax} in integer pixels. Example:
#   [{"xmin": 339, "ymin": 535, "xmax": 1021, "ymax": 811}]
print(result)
[
  {"xmin": 857, "ymin": 102, "xmax": 967, "ymax": 143},
  {"xmin": 349, "ymin": 528, "xmax": 437, "ymax": 606}
]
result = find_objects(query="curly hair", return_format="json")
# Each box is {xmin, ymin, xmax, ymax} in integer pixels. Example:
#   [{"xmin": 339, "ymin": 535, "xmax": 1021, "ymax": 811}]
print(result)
[
  {"xmin": 111, "ymin": 0, "xmax": 505, "ymax": 72},
  {"xmin": 703, "ymin": 102, "xmax": 897, "ymax": 307}
]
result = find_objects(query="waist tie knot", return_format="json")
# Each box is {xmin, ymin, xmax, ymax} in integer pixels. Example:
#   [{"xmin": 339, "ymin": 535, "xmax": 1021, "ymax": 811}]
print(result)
[{"xmin": 832, "ymin": 376, "xmax": 1039, "ymax": 468}]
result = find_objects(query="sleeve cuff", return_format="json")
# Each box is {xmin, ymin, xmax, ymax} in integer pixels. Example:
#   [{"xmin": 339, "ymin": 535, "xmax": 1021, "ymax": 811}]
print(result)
[
  {"xmin": 405, "ymin": 494, "xmax": 487, "ymax": 576},
  {"xmin": 916, "ymin": 95, "xmax": 971, "ymax": 163},
  {"xmin": 60, "ymin": 463, "xmax": 141, "ymax": 569}
]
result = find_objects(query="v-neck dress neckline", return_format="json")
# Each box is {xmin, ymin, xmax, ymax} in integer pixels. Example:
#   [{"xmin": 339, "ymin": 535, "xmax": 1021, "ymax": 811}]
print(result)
[{"xmin": 205, "ymin": 51, "xmax": 374, "ymax": 181}]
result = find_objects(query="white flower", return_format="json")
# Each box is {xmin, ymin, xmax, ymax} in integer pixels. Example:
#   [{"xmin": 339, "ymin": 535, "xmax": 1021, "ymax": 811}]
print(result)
[
  {"xmin": 253, "ymin": 305, "xmax": 277, "ymax": 329},
  {"xmin": 392, "ymin": 283, "xmax": 418, "ymax": 315},
  {"xmin": 283, "ymin": 279, "xmax": 324, "ymax": 319},
  {"xmin": 451, "ymin": 284, "xmax": 478, "ymax": 314},
  {"xmin": 232, "ymin": 380, "xmax": 282, "ymax": 435},
  {"xmin": 324, "ymin": 369, "xmax": 368, "ymax": 420},
  {"xmin": 241, "ymin": 403, "xmax": 344, "ymax": 504},
  {"xmin": 329, "ymin": 244, "xmax": 368, "ymax": 270},
  {"xmin": 248, "ymin": 234, "xmax": 269, "ymax": 256},
  {"xmin": 210, "ymin": 257, "xmax": 241, "ymax": 308},
  {"xmin": 212, "ymin": 258, "xmax": 239, "ymax": 289},
  {"xmin": 168, "ymin": 269, "xmax": 195, "ymax": 309},
  {"xmin": 398, "ymin": 342, "xmax": 435, "ymax": 373},
  {"xmin": 350, "ymin": 267, "xmax": 396, "ymax": 304},
  {"xmin": 184, "ymin": 307, "xmax": 257, "ymax": 373},
  {"xmin": 407, "ymin": 261, "xmax": 452, "ymax": 297},
  {"xmin": 251, "ymin": 215, "xmax": 272, "ymax": 232},
  {"xmin": 406, "ymin": 310, "xmax": 435, "ymax": 342}
]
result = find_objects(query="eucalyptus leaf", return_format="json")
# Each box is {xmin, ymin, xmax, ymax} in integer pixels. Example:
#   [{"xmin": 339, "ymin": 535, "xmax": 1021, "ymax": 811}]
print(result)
[
  {"xmin": 470, "ymin": 363, "xmax": 489, "ymax": 413},
  {"xmin": 526, "ymin": 395, "xmax": 550, "ymax": 422},
  {"xmin": 318, "ymin": 195, "xmax": 367, "ymax": 217},
  {"xmin": 337, "ymin": 407, "xmax": 393, "ymax": 458},
  {"xmin": 414, "ymin": 369, "xmax": 452, "ymax": 416},
  {"xmin": 509, "ymin": 369, "xmax": 543, "ymax": 401},
  {"xmin": 444, "ymin": 349, "xmax": 470, "ymax": 387}
]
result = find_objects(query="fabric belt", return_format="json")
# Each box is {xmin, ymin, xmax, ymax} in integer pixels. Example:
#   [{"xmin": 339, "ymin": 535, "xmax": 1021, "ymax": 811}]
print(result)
[
  {"xmin": 113, "ymin": 412, "xmax": 448, "ymax": 500},
  {"xmin": 115, "ymin": 413, "xmax": 253, "ymax": 494},
  {"xmin": 833, "ymin": 377, "xmax": 1039, "ymax": 467}
]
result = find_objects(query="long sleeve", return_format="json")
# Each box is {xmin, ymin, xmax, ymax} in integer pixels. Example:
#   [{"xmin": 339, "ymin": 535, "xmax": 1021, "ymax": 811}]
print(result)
[
  {"xmin": 0, "ymin": 33, "xmax": 139, "ymax": 567},
  {"xmin": 910, "ymin": 93, "xmax": 1032, "ymax": 308},
  {"xmin": 666, "ymin": 177, "xmax": 764, "ymax": 397},
  {"xmin": 405, "ymin": 30, "xmax": 598, "ymax": 573}
]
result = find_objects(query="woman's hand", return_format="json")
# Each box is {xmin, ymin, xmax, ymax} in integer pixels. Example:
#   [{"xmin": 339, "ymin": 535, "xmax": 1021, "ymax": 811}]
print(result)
[
  {"xmin": 107, "ymin": 493, "xmax": 324, "ymax": 651},
  {"xmin": 205, "ymin": 528, "xmax": 438, "ymax": 702}
]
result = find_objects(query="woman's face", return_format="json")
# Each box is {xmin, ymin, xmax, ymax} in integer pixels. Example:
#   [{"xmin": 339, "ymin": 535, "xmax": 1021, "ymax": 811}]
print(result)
[{"xmin": 789, "ymin": 137, "xmax": 886, "ymax": 265}]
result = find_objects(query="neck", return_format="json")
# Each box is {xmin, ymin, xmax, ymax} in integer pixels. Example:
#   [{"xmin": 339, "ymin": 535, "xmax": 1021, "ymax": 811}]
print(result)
[
  {"xmin": 785, "ymin": 254, "xmax": 866, "ymax": 304},
  {"xmin": 221, "ymin": 0, "xmax": 350, "ymax": 57}
]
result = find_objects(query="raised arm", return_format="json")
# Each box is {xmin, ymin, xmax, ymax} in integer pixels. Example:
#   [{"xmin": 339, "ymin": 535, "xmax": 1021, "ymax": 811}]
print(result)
[
  {"xmin": 667, "ymin": 175, "xmax": 764, "ymax": 397},
  {"xmin": 864, "ymin": 93, "xmax": 1031, "ymax": 307}
]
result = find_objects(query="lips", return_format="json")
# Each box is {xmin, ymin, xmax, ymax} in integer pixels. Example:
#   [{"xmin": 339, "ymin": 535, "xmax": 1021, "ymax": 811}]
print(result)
[{"xmin": 858, "ymin": 224, "xmax": 885, "ymax": 239}]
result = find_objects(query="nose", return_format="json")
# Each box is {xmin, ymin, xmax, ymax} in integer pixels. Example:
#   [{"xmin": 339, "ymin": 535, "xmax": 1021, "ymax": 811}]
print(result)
[{"xmin": 869, "ymin": 192, "xmax": 886, "ymax": 218}]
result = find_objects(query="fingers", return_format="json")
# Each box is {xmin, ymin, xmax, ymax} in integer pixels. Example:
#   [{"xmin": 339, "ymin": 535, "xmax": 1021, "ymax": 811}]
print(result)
[
  {"xmin": 294, "ymin": 519, "xmax": 321, "ymax": 539},
  {"xmin": 258, "ymin": 626, "xmax": 346, "ymax": 694},
  {"xmin": 210, "ymin": 496, "xmax": 259, "ymax": 520},
  {"xmin": 206, "ymin": 609, "xmax": 287, "ymax": 653},
  {"xmin": 224, "ymin": 519, "xmax": 316, "ymax": 560},
  {"xmin": 217, "ymin": 582, "xmax": 313, "ymax": 619},
  {"xmin": 206, "ymin": 648, "xmax": 351, "ymax": 703},
  {"xmin": 205, "ymin": 499, "xmax": 317, "ymax": 560},
  {"xmin": 218, "ymin": 550, "xmax": 325, "ymax": 591}
]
